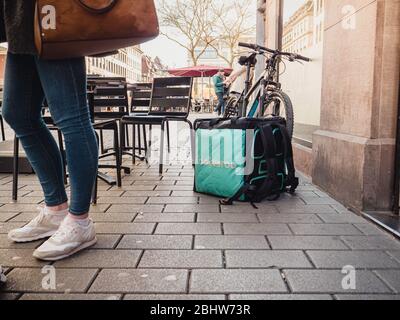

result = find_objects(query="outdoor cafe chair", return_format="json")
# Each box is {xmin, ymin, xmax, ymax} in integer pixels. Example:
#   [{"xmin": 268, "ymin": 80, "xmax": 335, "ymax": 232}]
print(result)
[
  {"xmin": 87, "ymin": 77, "xmax": 132, "ymax": 192},
  {"xmin": 0, "ymin": 87, "xmax": 6, "ymax": 141},
  {"xmin": 120, "ymin": 77, "xmax": 194, "ymax": 174},
  {"xmin": 123, "ymin": 82, "xmax": 153, "ymax": 162}
]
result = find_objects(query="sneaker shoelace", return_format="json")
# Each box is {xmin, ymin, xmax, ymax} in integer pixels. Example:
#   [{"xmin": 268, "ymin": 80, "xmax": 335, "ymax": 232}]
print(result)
[{"xmin": 51, "ymin": 221, "xmax": 79, "ymax": 243}]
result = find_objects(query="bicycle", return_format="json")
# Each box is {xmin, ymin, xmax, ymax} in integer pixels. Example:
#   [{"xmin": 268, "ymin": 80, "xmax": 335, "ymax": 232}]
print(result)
[{"xmin": 223, "ymin": 42, "xmax": 311, "ymax": 138}]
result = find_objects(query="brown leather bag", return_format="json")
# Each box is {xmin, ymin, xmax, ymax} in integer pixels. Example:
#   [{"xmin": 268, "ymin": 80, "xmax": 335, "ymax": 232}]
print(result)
[{"xmin": 34, "ymin": 0, "xmax": 159, "ymax": 59}]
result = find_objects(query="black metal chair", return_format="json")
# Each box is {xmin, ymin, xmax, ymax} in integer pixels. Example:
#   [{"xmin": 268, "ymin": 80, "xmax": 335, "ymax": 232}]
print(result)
[
  {"xmin": 88, "ymin": 77, "xmax": 132, "ymax": 191},
  {"xmin": 0, "ymin": 87, "xmax": 6, "ymax": 141},
  {"xmin": 122, "ymin": 82, "xmax": 153, "ymax": 162},
  {"xmin": 0, "ymin": 110, "xmax": 6, "ymax": 141},
  {"xmin": 120, "ymin": 77, "xmax": 194, "ymax": 173}
]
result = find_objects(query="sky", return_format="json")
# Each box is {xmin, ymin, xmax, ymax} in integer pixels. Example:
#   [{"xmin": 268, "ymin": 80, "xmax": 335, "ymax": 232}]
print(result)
[
  {"xmin": 142, "ymin": 0, "xmax": 306, "ymax": 68},
  {"xmin": 142, "ymin": 0, "xmax": 257, "ymax": 68},
  {"xmin": 283, "ymin": 0, "xmax": 308, "ymax": 22}
]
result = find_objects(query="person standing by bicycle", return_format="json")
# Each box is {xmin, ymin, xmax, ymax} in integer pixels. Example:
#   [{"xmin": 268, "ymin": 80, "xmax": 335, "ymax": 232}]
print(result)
[{"xmin": 213, "ymin": 69, "xmax": 226, "ymax": 116}]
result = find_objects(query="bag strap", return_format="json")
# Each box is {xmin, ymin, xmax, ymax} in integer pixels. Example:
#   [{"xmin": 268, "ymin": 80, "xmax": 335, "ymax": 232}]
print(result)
[
  {"xmin": 276, "ymin": 124, "xmax": 299, "ymax": 193},
  {"xmin": 76, "ymin": 0, "xmax": 118, "ymax": 14},
  {"xmin": 250, "ymin": 124, "xmax": 281, "ymax": 201},
  {"xmin": 220, "ymin": 124, "xmax": 279, "ymax": 206}
]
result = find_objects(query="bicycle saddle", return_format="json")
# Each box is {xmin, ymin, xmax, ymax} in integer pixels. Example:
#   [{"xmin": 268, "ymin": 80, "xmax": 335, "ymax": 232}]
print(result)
[{"xmin": 238, "ymin": 53, "xmax": 257, "ymax": 66}]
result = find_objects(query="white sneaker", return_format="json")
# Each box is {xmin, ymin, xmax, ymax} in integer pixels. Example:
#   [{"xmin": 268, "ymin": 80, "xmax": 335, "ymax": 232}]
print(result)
[
  {"xmin": 8, "ymin": 206, "xmax": 68, "ymax": 243},
  {"xmin": 33, "ymin": 217, "xmax": 97, "ymax": 261}
]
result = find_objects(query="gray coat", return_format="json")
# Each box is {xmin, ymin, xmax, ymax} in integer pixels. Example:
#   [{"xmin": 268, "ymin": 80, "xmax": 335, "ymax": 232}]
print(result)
[{"xmin": 0, "ymin": 0, "xmax": 37, "ymax": 55}]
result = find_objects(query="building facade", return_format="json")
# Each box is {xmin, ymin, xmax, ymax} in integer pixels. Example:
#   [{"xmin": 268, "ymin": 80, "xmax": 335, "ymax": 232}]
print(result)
[
  {"xmin": 260, "ymin": 0, "xmax": 400, "ymax": 217},
  {"xmin": 282, "ymin": 0, "xmax": 314, "ymax": 53},
  {"xmin": 86, "ymin": 46, "xmax": 143, "ymax": 84},
  {"xmin": 142, "ymin": 55, "xmax": 168, "ymax": 83}
]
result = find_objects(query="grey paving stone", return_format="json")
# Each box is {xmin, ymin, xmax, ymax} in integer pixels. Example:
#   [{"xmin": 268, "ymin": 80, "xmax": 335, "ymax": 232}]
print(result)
[
  {"xmin": 156, "ymin": 223, "xmax": 222, "ymax": 235},
  {"xmin": 306, "ymin": 251, "xmax": 400, "ymax": 269},
  {"xmin": 123, "ymin": 191, "xmax": 171, "ymax": 197},
  {"xmin": 0, "ymin": 197, "xmax": 44, "ymax": 204},
  {"xmin": 301, "ymin": 197, "xmax": 341, "ymax": 205},
  {"xmin": 198, "ymin": 196, "xmax": 224, "ymax": 204},
  {"xmin": 388, "ymin": 251, "xmax": 400, "ymax": 263},
  {"xmin": 131, "ymin": 176, "xmax": 161, "ymax": 181},
  {"xmin": 164, "ymin": 204, "xmax": 220, "ymax": 213},
  {"xmin": 0, "ymin": 212, "xmax": 19, "ymax": 222},
  {"xmin": 135, "ymin": 180, "xmax": 173, "ymax": 186},
  {"xmin": 89, "ymin": 269, "xmax": 188, "ymax": 293},
  {"xmin": 276, "ymin": 205, "xmax": 337, "ymax": 214},
  {"xmin": 317, "ymin": 214, "xmax": 367, "ymax": 224},
  {"xmin": 0, "ymin": 204, "xmax": 41, "ymax": 213},
  {"xmin": 94, "ymin": 223, "xmax": 155, "ymax": 234},
  {"xmin": 190, "ymin": 269, "xmax": 287, "ymax": 293},
  {"xmin": 229, "ymin": 294, "xmax": 333, "ymax": 300},
  {"xmin": 258, "ymin": 214, "xmax": 323, "ymax": 224},
  {"xmin": 92, "ymin": 235, "xmax": 121, "ymax": 249},
  {"xmin": 268, "ymin": 235, "xmax": 349, "ymax": 250},
  {"xmin": 90, "ymin": 212, "xmax": 137, "ymax": 222},
  {"xmin": 289, "ymin": 224, "xmax": 362, "ymax": 236},
  {"xmin": 54, "ymin": 250, "xmax": 142, "ymax": 268},
  {"xmin": 124, "ymin": 294, "xmax": 225, "ymax": 300},
  {"xmin": 20, "ymin": 293, "xmax": 122, "ymax": 300},
  {"xmin": 226, "ymin": 250, "xmax": 312, "ymax": 268},
  {"xmin": 0, "ymin": 249, "xmax": 47, "ymax": 267},
  {"xmin": 117, "ymin": 235, "xmax": 193, "ymax": 250},
  {"xmin": 342, "ymin": 236, "xmax": 400, "ymax": 250},
  {"xmin": 0, "ymin": 234, "xmax": 44, "ymax": 249},
  {"xmin": 147, "ymin": 197, "xmax": 198, "ymax": 204},
  {"xmin": 8, "ymin": 212, "xmax": 37, "ymax": 222},
  {"xmin": 375, "ymin": 270, "xmax": 400, "ymax": 293},
  {"xmin": 0, "ymin": 222, "xmax": 25, "ymax": 234},
  {"xmin": 335, "ymin": 294, "xmax": 400, "ymax": 300},
  {"xmin": 106, "ymin": 204, "xmax": 163, "ymax": 213},
  {"xmin": 5, "ymin": 268, "xmax": 98, "ymax": 293},
  {"xmin": 156, "ymin": 185, "xmax": 194, "ymax": 191},
  {"xmin": 134, "ymin": 212, "xmax": 195, "ymax": 223},
  {"xmin": 221, "ymin": 205, "xmax": 278, "ymax": 214},
  {"xmin": 354, "ymin": 223, "xmax": 386, "ymax": 236},
  {"xmin": 139, "ymin": 250, "xmax": 223, "ymax": 268},
  {"xmin": 175, "ymin": 180, "xmax": 194, "ymax": 186},
  {"xmin": 120, "ymin": 185, "xmax": 156, "ymax": 191},
  {"xmin": 171, "ymin": 191, "xmax": 198, "ymax": 197},
  {"xmin": 223, "ymin": 223, "xmax": 291, "ymax": 235},
  {"xmin": 195, "ymin": 235, "xmax": 269, "ymax": 250},
  {"xmin": 284, "ymin": 270, "xmax": 392, "ymax": 293},
  {"xmin": 197, "ymin": 213, "xmax": 258, "ymax": 223}
]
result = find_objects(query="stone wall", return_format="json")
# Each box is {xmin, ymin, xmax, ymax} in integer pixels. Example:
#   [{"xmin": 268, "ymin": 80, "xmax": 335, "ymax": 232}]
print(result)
[
  {"xmin": 313, "ymin": 0, "xmax": 399, "ymax": 211},
  {"xmin": 262, "ymin": 0, "xmax": 400, "ymax": 212}
]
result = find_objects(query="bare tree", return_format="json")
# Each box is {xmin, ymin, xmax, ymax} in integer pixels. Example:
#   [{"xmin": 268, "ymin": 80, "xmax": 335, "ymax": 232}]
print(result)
[
  {"xmin": 158, "ymin": 0, "xmax": 218, "ymax": 66},
  {"xmin": 210, "ymin": 0, "xmax": 256, "ymax": 67}
]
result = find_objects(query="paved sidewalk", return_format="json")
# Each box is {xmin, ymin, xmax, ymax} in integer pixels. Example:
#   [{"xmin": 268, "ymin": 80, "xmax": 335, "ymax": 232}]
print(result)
[{"xmin": 1, "ymin": 120, "xmax": 400, "ymax": 300}]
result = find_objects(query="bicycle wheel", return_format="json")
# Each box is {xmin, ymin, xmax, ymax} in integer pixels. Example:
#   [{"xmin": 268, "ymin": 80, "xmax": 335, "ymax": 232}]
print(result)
[{"xmin": 261, "ymin": 91, "xmax": 294, "ymax": 139}]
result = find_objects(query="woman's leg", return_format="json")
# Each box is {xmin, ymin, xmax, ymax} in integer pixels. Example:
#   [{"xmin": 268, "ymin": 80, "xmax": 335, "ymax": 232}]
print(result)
[
  {"xmin": 31, "ymin": 57, "xmax": 98, "ymax": 261},
  {"xmin": 35, "ymin": 57, "xmax": 98, "ymax": 216},
  {"xmin": 2, "ymin": 53, "xmax": 69, "ymax": 208}
]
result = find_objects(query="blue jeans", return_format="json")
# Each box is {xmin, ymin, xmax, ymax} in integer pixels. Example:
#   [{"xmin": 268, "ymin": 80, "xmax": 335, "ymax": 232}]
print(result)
[
  {"xmin": 2, "ymin": 53, "xmax": 98, "ymax": 215},
  {"xmin": 215, "ymin": 92, "xmax": 225, "ymax": 115}
]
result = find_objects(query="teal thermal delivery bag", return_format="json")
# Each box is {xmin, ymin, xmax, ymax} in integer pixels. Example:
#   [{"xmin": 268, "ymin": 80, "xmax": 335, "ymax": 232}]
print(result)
[{"xmin": 194, "ymin": 117, "xmax": 299, "ymax": 205}]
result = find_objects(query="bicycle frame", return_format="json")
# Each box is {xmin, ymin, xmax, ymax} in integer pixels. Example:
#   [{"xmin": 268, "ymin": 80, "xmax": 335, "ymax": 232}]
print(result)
[{"xmin": 234, "ymin": 53, "xmax": 282, "ymax": 118}]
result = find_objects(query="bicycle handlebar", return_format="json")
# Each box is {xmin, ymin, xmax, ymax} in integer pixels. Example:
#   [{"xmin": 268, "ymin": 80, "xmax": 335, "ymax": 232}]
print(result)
[{"xmin": 238, "ymin": 42, "xmax": 311, "ymax": 62}]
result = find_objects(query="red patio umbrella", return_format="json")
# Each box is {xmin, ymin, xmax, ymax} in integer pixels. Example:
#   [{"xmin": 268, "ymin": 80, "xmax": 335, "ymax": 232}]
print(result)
[
  {"xmin": 168, "ymin": 65, "xmax": 233, "ymax": 100},
  {"xmin": 167, "ymin": 65, "xmax": 233, "ymax": 77}
]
